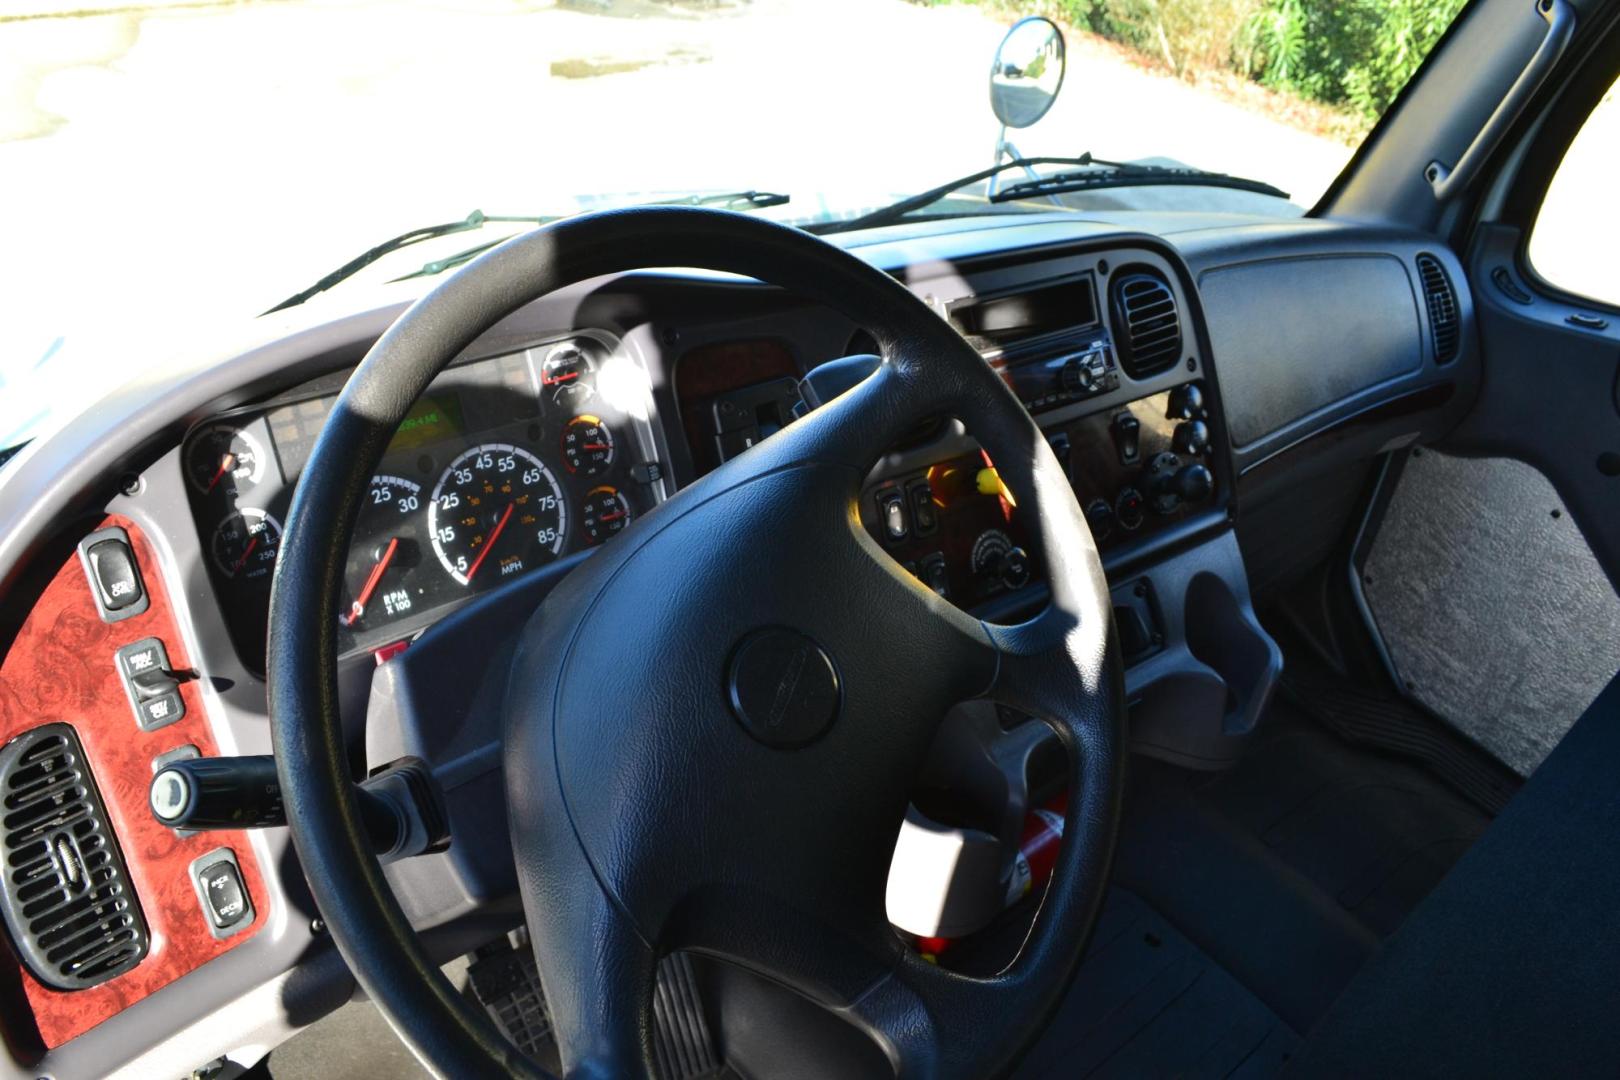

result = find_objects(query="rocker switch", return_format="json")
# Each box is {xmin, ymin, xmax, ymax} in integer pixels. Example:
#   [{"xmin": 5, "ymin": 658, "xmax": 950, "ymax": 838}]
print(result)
[
  {"xmin": 116, "ymin": 638, "xmax": 185, "ymax": 731},
  {"xmin": 1111, "ymin": 413, "xmax": 1141, "ymax": 466}
]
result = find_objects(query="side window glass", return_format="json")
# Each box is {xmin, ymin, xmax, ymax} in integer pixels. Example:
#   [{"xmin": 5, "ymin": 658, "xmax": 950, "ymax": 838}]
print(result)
[{"xmin": 1527, "ymin": 77, "xmax": 1619, "ymax": 307}]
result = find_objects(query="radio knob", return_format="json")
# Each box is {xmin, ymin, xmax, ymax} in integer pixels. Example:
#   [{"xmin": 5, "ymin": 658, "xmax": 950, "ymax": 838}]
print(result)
[
  {"xmin": 1060, "ymin": 358, "xmax": 1094, "ymax": 395},
  {"xmin": 1172, "ymin": 419, "xmax": 1210, "ymax": 456}
]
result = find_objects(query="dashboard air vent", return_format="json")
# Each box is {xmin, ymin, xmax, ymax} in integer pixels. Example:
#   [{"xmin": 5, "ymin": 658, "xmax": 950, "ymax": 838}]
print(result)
[
  {"xmin": 1110, "ymin": 270, "xmax": 1182, "ymax": 378},
  {"xmin": 0, "ymin": 725, "xmax": 148, "ymax": 990},
  {"xmin": 1416, "ymin": 253, "xmax": 1459, "ymax": 364}
]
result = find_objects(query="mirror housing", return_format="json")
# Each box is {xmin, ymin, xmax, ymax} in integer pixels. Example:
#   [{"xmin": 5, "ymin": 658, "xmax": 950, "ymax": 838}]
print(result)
[{"xmin": 989, "ymin": 16, "xmax": 1066, "ymax": 130}]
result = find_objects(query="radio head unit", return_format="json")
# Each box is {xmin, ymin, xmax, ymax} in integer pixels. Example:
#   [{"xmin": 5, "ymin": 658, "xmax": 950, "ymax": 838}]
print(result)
[{"xmin": 948, "ymin": 274, "xmax": 1118, "ymax": 414}]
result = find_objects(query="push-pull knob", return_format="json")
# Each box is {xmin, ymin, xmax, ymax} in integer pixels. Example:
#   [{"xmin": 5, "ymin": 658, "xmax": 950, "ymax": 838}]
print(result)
[{"xmin": 150, "ymin": 755, "xmax": 449, "ymax": 862}]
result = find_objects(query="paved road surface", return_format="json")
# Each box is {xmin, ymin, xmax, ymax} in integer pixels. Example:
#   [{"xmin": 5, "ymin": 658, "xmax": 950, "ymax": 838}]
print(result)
[{"xmin": 0, "ymin": 0, "xmax": 1352, "ymax": 444}]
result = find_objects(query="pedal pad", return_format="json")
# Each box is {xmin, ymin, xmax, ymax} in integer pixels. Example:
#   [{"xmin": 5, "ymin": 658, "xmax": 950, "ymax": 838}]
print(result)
[
  {"xmin": 652, "ymin": 952, "xmax": 719, "ymax": 1080},
  {"xmin": 465, "ymin": 941, "xmax": 720, "ymax": 1079}
]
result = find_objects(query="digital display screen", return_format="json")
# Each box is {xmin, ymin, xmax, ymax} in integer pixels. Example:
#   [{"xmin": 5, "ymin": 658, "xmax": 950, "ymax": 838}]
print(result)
[
  {"xmin": 385, "ymin": 394, "xmax": 465, "ymax": 452},
  {"xmin": 950, "ymin": 276, "xmax": 1098, "ymax": 349}
]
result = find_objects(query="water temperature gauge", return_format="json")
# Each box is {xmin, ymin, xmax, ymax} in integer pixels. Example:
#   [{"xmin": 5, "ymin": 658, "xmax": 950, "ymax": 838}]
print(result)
[{"xmin": 211, "ymin": 508, "xmax": 281, "ymax": 582}]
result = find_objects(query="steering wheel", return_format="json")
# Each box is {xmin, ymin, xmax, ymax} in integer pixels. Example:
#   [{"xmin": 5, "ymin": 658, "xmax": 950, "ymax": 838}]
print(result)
[{"xmin": 267, "ymin": 208, "xmax": 1125, "ymax": 1078}]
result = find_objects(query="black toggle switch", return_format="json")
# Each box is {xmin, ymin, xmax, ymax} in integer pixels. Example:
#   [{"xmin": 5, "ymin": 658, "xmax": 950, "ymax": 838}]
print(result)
[
  {"xmin": 908, "ymin": 482, "xmax": 938, "ymax": 536},
  {"xmin": 196, "ymin": 858, "xmax": 250, "ymax": 930},
  {"xmin": 116, "ymin": 637, "xmax": 185, "ymax": 731},
  {"xmin": 1111, "ymin": 413, "xmax": 1141, "ymax": 466}
]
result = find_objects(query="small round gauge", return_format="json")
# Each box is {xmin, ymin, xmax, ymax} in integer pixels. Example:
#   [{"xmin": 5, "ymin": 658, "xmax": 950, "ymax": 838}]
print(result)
[
  {"xmin": 539, "ymin": 342, "xmax": 595, "ymax": 408},
  {"xmin": 581, "ymin": 486, "xmax": 632, "ymax": 544},
  {"xmin": 429, "ymin": 444, "xmax": 567, "ymax": 586},
  {"xmin": 186, "ymin": 423, "xmax": 266, "ymax": 496},
  {"xmin": 561, "ymin": 415, "xmax": 615, "ymax": 476},
  {"xmin": 339, "ymin": 475, "xmax": 426, "ymax": 631},
  {"xmin": 211, "ymin": 508, "xmax": 281, "ymax": 581}
]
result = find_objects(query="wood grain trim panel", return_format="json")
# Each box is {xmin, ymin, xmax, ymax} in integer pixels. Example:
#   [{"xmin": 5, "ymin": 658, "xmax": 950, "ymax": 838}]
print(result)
[{"xmin": 0, "ymin": 515, "xmax": 267, "ymax": 1049}]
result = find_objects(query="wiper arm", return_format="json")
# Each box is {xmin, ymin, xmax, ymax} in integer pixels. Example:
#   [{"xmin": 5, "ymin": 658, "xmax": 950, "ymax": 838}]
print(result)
[
  {"xmin": 811, "ymin": 156, "xmax": 1099, "ymax": 235},
  {"xmin": 261, "ymin": 209, "xmax": 555, "ymax": 315},
  {"xmin": 992, "ymin": 156, "xmax": 1289, "ymax": 203},
  {"xmin": 386, "ymin": 191, "xmax": 792, "ymax": 284}
]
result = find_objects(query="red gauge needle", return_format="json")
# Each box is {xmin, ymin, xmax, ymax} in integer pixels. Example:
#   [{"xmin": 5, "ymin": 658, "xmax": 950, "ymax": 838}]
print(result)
[
  {"xmin": 341, "ymin": 536, "xmax": 399, "ymax": 627},
  {"xmin": 464, "ymin": 503, "xmax": 514, "ymax": 583},
  {"xmin": 232, "ymin": 536, "xmax": 259, "ymax": 574},
  {"xmin": 581, "ymin": 443, "xmax": 609, "ymax": 451},
  {"xmin": 206, "ymin": 452, "xmax": 237, "ymax": 493},
  {"xmin": 545, "ymin": 371, "xmax": 580, "ymax": 384},
  {"xmin": 597, "ymin": 511, "xmax": 626, "ymax": 523}
]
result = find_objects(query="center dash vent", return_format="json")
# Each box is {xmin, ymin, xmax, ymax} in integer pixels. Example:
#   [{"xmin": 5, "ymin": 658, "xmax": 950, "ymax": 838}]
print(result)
[
  {"xmin": 0, "ymin": 725, "xmax": 148, "ymax": 990},
  {"xmin": 1416, "ymin": 253, "xmax": 1459, "ymax": 364},
  {"xmin": 1109, "ymin": 269, "xmax": 1182, "ymax": 378}
]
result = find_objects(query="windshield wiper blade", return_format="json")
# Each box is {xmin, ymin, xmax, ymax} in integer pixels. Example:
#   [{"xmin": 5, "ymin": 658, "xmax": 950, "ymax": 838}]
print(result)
[
  {"xmin": 810, "ymin": 157, "xmax": 1098, "ymax": 235},
  {"xmin": 262, "ymin": 209, "xmax": 555, "ymax": 314},
  {"xmin": 387, "ymin": 191, "xmax": 792, "ymax": 284},
  {"xmin": 992, "ymin": 157, "xmax": 1289, "ymax": 203}
]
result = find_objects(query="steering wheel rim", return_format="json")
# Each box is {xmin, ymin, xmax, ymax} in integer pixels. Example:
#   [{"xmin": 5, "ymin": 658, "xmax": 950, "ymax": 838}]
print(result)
[{"xmin": 267, "ymin": 207, "xmax": 1125, "ymax": 1078}]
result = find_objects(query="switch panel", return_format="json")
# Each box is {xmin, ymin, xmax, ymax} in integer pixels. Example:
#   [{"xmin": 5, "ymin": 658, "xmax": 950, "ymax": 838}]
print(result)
[
  {"xmin": 116, "ymin": 637, "xmax": 185, "ymax": 731},
  {"xmin": 188, "ymin": 848, "xmax": 254, "ymax": 940},
  {"xmin": 76, "ymin": 527, "xmax": 148, "ymax": 623}
]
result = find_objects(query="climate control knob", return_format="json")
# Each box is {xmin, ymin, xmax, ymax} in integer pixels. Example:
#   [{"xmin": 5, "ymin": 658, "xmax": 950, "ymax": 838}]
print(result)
[
  {"xmin": 1166, "ymin": 383, "xmax": 1205, "ymax": 420},
  {"xmin": 1172, "ymin": 419, "xmax": 1210, "ymax": 456}
]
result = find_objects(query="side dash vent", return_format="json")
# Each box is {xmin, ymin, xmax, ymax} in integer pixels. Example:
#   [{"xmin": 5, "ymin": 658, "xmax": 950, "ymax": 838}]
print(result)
[
  {"xmin": 1416, "ymin": 253, "xmax": 1460, "ymax": 364},
  {"xmin": 0, "ymin": 725, "xmax": 148, "ymax": 990},
  {"xmin": 1109, "ymin": 269, "xmax": 1182, "ymax": 379}
]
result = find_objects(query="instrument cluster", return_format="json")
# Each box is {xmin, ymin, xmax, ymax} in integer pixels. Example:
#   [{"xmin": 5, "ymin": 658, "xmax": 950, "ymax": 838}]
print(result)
[{"xmin": 182, "ymin": 335, "xmax": 666, "ymax": 670}]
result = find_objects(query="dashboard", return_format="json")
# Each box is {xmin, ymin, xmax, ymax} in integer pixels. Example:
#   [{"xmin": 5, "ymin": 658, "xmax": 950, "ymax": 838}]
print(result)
[
  {"xmin": 180, "ymin": 333, "xmax": 670, "ymax": 670},
  {"xmin": 0, "ymin": 209, "xmax": 1479, "ymax": 1079}
]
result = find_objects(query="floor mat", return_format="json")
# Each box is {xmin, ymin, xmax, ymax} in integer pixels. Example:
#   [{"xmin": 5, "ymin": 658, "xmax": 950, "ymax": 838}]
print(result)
[
  {"xmin": 1361, "ymin": 450, "xmax": 1620, "ymax": 775},
  {"xmin": 1109, "ymin": 704, "xmax": 1490, "ymax": 1035},
  {"xmin": 1016, "ymin": 889, "xmax": 1298, "ymax": 1079}
]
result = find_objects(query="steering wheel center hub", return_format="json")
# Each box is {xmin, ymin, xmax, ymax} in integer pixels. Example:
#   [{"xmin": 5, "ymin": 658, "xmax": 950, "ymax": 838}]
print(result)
[{"xmin": 726, "ymin": 627, "xmax": 842, "ymax": 748}]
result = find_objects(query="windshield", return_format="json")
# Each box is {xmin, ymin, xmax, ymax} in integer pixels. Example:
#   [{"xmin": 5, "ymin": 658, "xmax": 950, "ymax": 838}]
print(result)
[{"xmin": 0, "ymin": 0, "xmax": 1464, "ymax": 450}]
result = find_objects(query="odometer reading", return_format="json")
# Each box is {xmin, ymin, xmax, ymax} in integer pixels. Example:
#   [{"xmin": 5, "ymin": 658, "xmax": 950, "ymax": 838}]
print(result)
[{"xmin": 429, "ymin": 444, "xmax": 566, "ymax": 586}]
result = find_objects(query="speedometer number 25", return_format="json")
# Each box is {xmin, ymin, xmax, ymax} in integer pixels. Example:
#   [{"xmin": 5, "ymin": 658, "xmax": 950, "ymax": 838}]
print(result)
[{"xmin": 428, "ymin": 444, "xmax": 567, "ymax": 586}]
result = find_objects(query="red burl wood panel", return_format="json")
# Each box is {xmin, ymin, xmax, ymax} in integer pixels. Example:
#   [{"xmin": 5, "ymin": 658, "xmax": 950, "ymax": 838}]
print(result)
[{"xmin": 0, "ymin": 515, "xmax": 267, "ymax": 1048}]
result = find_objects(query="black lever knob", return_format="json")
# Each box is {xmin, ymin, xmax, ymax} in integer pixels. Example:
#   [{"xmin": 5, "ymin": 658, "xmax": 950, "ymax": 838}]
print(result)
[
  {"xmin": 150, "ymin": 755, "xmax": 445, "ymax": 860},
  {"xmin": 150, "ymin": 755, "xmax": 283, "ymax": 829},
  {"xmin": 1171, "ymin": 419, "xmax": 1210, "ymax": 456},
  {"xmin": 1166, "ymin": 383, "xmax": 1205, "ymax": 420},
  {"xmin": 1169, "ymin": 463, "xmax": 1214, "ymax": 502}
]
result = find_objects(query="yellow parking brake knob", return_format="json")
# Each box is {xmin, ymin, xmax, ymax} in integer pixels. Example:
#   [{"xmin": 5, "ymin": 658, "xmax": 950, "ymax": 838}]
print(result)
[{"xmin": 976, "ymin": 467, "xmax": 1016, "ymax": 506}]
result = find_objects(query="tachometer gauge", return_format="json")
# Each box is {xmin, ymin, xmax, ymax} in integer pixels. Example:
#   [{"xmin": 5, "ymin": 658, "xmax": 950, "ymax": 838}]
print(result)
[
  {"xmin": 429, "ymin": 444, "xmax": 566, "ymax": 586},
  {"xmin": 339, "ymin": 475, "xmax": 425, "ymax": 631},
  {"xmin": 539, "ymin": 342, "xmax": 595, "ymax": 408},
  {"xmin": 561, "ymin": 415, "xmax": 615, "ymax": 476},
  {"xmin": 211, "ymin": 508, "xmax": 281, "ymax": 581},
  {"xmin": 187, "ymin": 423, "xmax": 266, "ymax": 496},
  {"xmin": 581, "ymin": 486, "xmax": 632, "ymax": 544}
]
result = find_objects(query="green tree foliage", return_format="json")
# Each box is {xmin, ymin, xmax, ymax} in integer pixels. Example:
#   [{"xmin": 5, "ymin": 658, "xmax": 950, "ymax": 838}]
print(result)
[
  {"xmin": 1238, "ymin": 0, "xmax": 1466, "ymax": 120},
  {"xmin": 941, "ymin": 0, "xmax": 1463, "ymax": 125}
]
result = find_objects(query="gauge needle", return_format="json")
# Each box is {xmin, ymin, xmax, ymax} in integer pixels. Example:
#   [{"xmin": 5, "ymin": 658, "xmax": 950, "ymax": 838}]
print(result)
[
  {"xmin": 464, "ymin": 503, "xmax": 514, "ymax": 583},
  {"xmin": 342, "ymin": 536, "xmax": 399, "ymax": 627},
  {"xmin": 206, "ymin": 452, "xmax": 238, "ymax": 493},
  {"xmin": 581, "ymin": 442, "xmax": 609, "ymax": 451},
  {"xmin": 232, "ymin": 536, "xmax": 259, "ymax": 574},
  {"xmin": 546, "ymin": 371, "xmax": 580, "ymax": 383},
  {"xmin": 597, "ymin": 511, "xmax": 626, "ymax": 523}
]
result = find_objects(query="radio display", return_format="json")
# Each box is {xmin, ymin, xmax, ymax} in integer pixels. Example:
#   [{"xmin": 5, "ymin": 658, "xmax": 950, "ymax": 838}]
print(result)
[{"xmin": 949, "ymin": 275, "xmax": 1098, "ymax": 350}]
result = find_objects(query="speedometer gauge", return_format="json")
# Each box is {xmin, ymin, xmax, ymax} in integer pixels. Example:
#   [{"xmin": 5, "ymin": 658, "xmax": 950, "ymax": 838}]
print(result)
[{"xmin": 429, "ymin": 444, "xmax": 566, "ymax": 586}]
